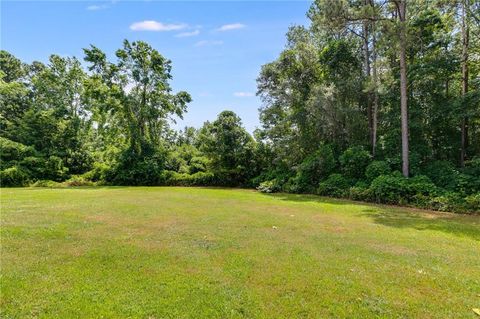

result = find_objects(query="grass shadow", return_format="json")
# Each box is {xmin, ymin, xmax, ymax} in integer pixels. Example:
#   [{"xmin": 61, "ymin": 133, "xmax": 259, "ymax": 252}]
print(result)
[
  {"xmin": 263, "ymin": 192, "xmax": 356, "ymax": 206},
  {"xmin": 263, "ymin": 192, "xmax": 480, "ymax": 241},
  {"xmin": 361, "ymin": 209, "xmax": 480, "ymax": 241}
]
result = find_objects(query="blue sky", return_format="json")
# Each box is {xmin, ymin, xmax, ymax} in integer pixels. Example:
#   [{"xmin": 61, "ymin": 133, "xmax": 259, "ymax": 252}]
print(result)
[{"xmin": 1, "ymin": 0, "xmax": 311, "ymax": 132}]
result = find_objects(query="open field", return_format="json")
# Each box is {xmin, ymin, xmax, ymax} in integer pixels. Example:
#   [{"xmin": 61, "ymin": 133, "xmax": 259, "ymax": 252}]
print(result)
[{"xmin": 1, "ymin": 187, "xmax": 479, "ymax": 318}]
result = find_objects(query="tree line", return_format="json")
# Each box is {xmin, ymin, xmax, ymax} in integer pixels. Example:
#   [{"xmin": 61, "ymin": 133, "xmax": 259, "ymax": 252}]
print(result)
[{"xmin": 1, "ymin": 0, "xmax": 479, "ymax": 213}]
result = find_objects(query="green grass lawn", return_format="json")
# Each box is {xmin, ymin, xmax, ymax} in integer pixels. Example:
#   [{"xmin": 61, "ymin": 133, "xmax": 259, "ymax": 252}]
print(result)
[{"xmin": 1, "ymin": 187, "xmax": 479, "ymax": 318}]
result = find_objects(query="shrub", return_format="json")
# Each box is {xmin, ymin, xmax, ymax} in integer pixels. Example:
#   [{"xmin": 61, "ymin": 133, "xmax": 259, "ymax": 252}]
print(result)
[
  {"xmin": 31, "ymin": 180, "xmax": 62, "ymax": 188},
  {"xmin": 0, "ymin": 166, "xmax": 30, "ymax": 187},
  {"xmin": 349, "ymin": 186, "xmax": 373, "ymax": 201},
  {"xmin": 293, "ymin": 145, "xmax": 336, "ymax": 193},
  {"xmin": 365, "ymin": 161, "xmax": 391, "ymax": 183},
  {"xmin": 82, "ymin": 162, "xmax": 111, "ymax": 182},
  {"xmin": 109, "ymin": 147, "xmax": 167, "ymax": 186},
  {"xmin": 428, "ymin": 192, "xmax": 466, "ymax": 213},
  {"xmin": 63, "ymin": 175, "xmax": 95, "ymax": 187},
  {"xmin": 409, "ymin": 175, "xmax": 440, "ymax": 196},
  {"xmin": 189, "ymin": 156, "xmax": 209, "ymax": 174},
  {"xmin": 464, "ymin": 193, "xmax": 480, "ymax": 213},
  {"xmin": 251, "ymin": 170, "xmax": 291, "ymax": 189},
  {"xmin": 164, "ymin": 171, "xmax": 215, "ymax": 186},
  {"xmin": 257, "ymin": 179, "xmax": 282, "ymax": 193},
  {"xmin": 317, "ymin": 173, "xmax": 349, "ymax": 197},
  {"xmin": 370, "ymin": 173, "xmax": 439, "ymax": 205},
  {"xmin": 339, "ymin": 146, "xmax": 371, "ymax": 180},
  {"xmin": 463, "ymin": 157, "xmax": 480, "ymax": 177},
  {"xmin": 20, "ymin": 156, "xmax": 46, "ymax": 180},
  {"xmin": 44, "ymin": 156, "xmax": 69, "ymax": 181},
  {"xmin": 370, "ymin": 174, "xmax": 409, "ymax": 204},
  {"xmin": 18, "ymin": 155, "xmax": 68, "ymax": 182},
  {"xmin": 282, "ymin": 176, "xmax": 301, "ymax": 193},
  {"xmin": 422, "ymin": 160, "xmax": 459, "ymax": 190},
  {"xmin": 0, "ymin": 137, "xmax": 35, "ymax": 167}
]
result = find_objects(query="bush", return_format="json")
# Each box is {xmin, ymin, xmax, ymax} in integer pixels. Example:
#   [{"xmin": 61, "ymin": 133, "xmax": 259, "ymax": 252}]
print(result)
[
  {"xmin": 422, "ymin": 160, "xmax": 459, "ymax": 190},
  {"xmin": 349, "ymin": 186, "xmax": 373, "ymax": 201},
  {"xmin": 189, "ymin": 156, "xmax": 209, "ymax": 174},
  {"xmin": 20, "ymin": 156, "xmax": 46, "ymax": 179},
  {"xmin": 365, "ymin": 161, "xmax": 391, "ymax": 183},
  {"xmin": 0, "ymin": 137, "xmax": 35, "ymax": 167},
  {"xmin": 251, "ymin": 170, "xmax": 291, "ymax": 189},
  {"xmin": 282, "ymin": 176, "xmax": 301, "ymax": 193},
  {"xmin": 82, "ymin": 162, "xmax": 111, "ymax": 182},
  {"xmin": 44, "ymin": 156, "xmax": 69, "ymax": 181},
  {"xmin": 257, "ymin": 179, "xmax": 282, "ymax": 193},
  {"xmin": 63, "ymin": 175, "xmax": 95, "ymax": 187},
  {"xmin": 465, "ymin": 193, "xmax": 480, "ymax": 213},
  {"xmin": 164, "ymin": 171, "xmax": 215, "ymax": 186},
  {"xmin": 370, "ymin": 173, "xmax": 438, "ymax": 205},
  {"xmin": 463, "ymin": 157, "xmax": 480, "ymax": 177},
  {"xmin": 293, "ymin": 145, "xmax": 336, "ymax": 193},
  {"xmin": 428, "ymin": 192, "xmax": 466, "ymax": 213},
  {"xmin": 18, "ymin": 155, "xmax": 68, "ymax": 182},
  {"xmin": 109, "ymin": 147, "xmax": 167, "ymax": 186},
  {"xmin": 0, "ymin": 166, "xmax": 30, "ymax": 187},
  {"xmin": 31, "ymin": 180, "xmax": 62, "ymax": 188},
  {"xmin": 317, "ymin": 173, "xmax": 349, "ymax": 197},
  {"xmin": 339, "ymin": 146, "xmax": 371, "ymax": 180}
]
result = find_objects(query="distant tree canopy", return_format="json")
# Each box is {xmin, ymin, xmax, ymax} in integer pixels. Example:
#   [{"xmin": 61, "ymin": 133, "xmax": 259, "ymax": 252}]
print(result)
[{"xmin": 1, "ymin": 1, "xmax": 479, "ymax": 213}]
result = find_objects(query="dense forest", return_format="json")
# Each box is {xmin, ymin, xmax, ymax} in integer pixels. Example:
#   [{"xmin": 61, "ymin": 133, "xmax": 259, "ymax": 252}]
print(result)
[{"xmin": 1, "ymin": 0, "xmax": 479, "ymax": 213}]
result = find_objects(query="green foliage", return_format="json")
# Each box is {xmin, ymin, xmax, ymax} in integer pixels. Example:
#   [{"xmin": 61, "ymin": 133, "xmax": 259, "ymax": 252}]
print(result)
[
  {"xmin": 0, "ymin": 137, "xmax": 35, "ymax": 166},
  {"xmin": 458, "ymin": 158, "xmax": 480, "ymax": 194},
  {"xmin": 45, "ymin": 156, "xmax": 69, "ymax": 181},
  {"xmin": 163, "ymin": 171, "xmax": 215, "ymax": 186},
  {"xmin": 20, "ymin": 155, "xmax": 68, "ymax": 181},
  {"xmin": 63, "ymin": 175, "xmax": 95, "ymax": 187},
  {"xmin": 2, "ymin": 27, "xmax": 480, "ymax": 214},
  {"xmin": 365, "ymin": 161, "xmax": 391, "ymax": 183},
  {"xmin": 0, "ymin": 166, "xmax": 29, "ymax": 187},
  {"xmin": 317, "ymin": 173, "xmax": 349, "ymax": 197},
  {"xmin": 105, "ymin": 146, "xmax": 167, "ymax": 186},
  {"xmin": 166, "ymin": 144, "xmax": 208, "ymax": 175},
  {"xmin": 257, "ymin": 179, "xmax": 282, "ymax": 193},
  {"xmin": 422, "ymin": 161, "xmax": 459, "ymax": 190},
  {"xmin": 31, "ymin": 180, "xmax": 62, "ymax": 188},
  {"xmin": 455, "ymin": 173, "xmax": 480, "ymax": 195},
  {"xmin": 198, "ymin": 111, "xmax": 256, "ymax": 186},
  {"xmin": 82, "ymin": 162, "xmax": 110, "ymax": 182},
  {"xmin": 463, "ymin": 157, "xmax": 480, "ymax": 177},
  {"xmin": 84, "ymin": 40, "xmax": 191, "ymax": 156},
  {"xmin": 348, "ymin": 185, "xmax": 373, "ymax": 202},
  {"xmin": 339, "ymin": 146, "xmax": 371, "ymax": 180},
  {"xmin": 370, "ymin": 173, "xmax": 439, "ymax": 205},
  {"xmin": 292, "ymin": 145, "xmax": 336, "ymax": 193},
  {"xmin": 464, "ymin": 194, "xmax": 480, "ymax": 213}
]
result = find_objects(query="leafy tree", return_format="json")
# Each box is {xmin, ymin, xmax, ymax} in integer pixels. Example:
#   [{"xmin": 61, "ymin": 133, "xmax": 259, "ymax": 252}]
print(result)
[
  {"xmin": 84, "ymin": 40, "xmax": 191, "ymax": 156},
  {"xmin": 198, "ymin": 111, "xmax": 256, "ymax": 185}
]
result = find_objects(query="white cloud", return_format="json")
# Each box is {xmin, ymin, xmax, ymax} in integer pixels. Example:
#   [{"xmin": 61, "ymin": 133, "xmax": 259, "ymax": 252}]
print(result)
[
  {"xmin": 86, "ymin": 0, "xmax": 116, "ymax": 11},
  {"xmin": 130, "ymin": 20, "xmax": 187, "ymax": 31},
  {"xmin": 175, "ymin": 30, "xmax": 200, "ymax": 38},
  {"xmin": 87, "ymin": 4, "xmax": 108, "ymax": 10},
  {"xmin": 234, "ymin": 92, "xmax": 254, "ymax": 97},
  {"xmin": 216, "ymin": 23, "xmax": 246, "ymax": 32},
  {"xmin": 194, "ymin": 40, "xmax": 223, "ymax": 47}
]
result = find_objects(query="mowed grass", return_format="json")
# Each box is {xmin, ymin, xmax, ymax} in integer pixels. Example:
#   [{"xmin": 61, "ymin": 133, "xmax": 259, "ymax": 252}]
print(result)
[{"xmin": 1, "ymin": 187, "xmax": 479, "ymax": 318}]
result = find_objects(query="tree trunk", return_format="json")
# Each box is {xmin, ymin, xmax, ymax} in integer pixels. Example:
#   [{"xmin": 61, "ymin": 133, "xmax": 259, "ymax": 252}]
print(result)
[
  {"xmin": 397, "ymin": 0, "xmax": 409, "ymax": 177},
  {"xmin": 364, "ymin": 20, "xmax": 374, "ymax": 152},
  {"xmin": 460, "ymin": 0, "xmax": 469, "ymax": 167},
  {"xmin": 372, "ymin": 20, "xmax": 378, "ymax": 157}
]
